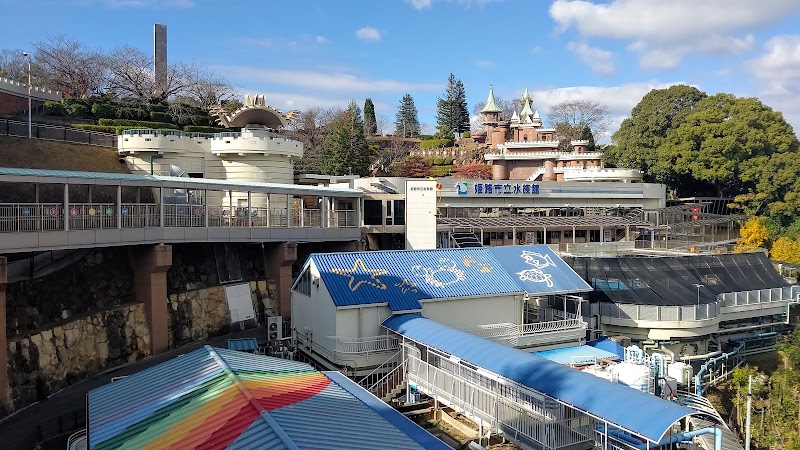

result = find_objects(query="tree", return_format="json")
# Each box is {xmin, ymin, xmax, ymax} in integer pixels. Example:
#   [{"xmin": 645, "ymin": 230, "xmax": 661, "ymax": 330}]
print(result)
[
  {"xmin": 548, "ymin": 99, "xmax": 610, "ymax": 151},
  {"xmin": 771, "ymin": 236, "xmax": 800, "ymax": 264},
  {"xmin": 32, "ymin": 35, "xmax": 107, "ymax": 98},
  {"xmin": 0, "ymin": 49, "xmax": 28, "ymax": 82},
  {"xmin": 734, "ymin": 217, "xmax": 770, "ymax": 253},
  {"xmin": 436, "ymin": 73, "xmax": 469, "ymax": 138},
  {"xmin": 318, "ymin": 101, "xmax": 372, "ymax": 176},
  {"xmin": 452, "ymin": 163, "xmax": 493, "ymax": 179},
  {"xmin": 395, "ymin": 93, "xmax": 420, "ymax": 138},
  {"xmin": 399, "ymin": 155, "xmax": 432, "ymax": 178},
  {"xmin": 580, "ymin": 125, "xmax": 596, "ymax": 152},
  {"xmin": 363, "ymin": 98, "xmax": 377, "ymax": 136},
  {"xmin": 288, "ymin": 106, "xmax": 341, "ymax": 174},
  {"xmin": 657, "ymin": 94, "xmax": 800, "ymax": 198},
  {"xmin": 606, "ymin": 85, "xmax": 707, "ymax": 177}
]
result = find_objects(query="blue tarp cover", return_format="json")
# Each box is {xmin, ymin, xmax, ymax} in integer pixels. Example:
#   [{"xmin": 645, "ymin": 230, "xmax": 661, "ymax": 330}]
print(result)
[
  {"xmin": 383, "ymin": 314, "xmax": 703, "ymax": 443},
  {"xmin": 310, "ymin": 245, "xmax": 591, "ymax": 312}
]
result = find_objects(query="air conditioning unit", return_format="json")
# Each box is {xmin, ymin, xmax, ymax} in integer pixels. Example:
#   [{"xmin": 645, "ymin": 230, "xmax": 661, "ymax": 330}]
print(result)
[{"xmin": 267, "ymin": 316, "xmax": 283, "ymax": 341}]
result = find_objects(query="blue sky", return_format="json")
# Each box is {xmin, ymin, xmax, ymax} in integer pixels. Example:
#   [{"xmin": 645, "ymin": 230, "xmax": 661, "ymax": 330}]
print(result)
[{"xmin": 2, "ymin": 0, "xmax": 800, "ymax": 140}]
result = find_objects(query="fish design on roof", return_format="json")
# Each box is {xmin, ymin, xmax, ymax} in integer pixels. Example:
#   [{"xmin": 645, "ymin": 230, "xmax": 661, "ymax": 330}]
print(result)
[
  {"xmin": 412, "ymin": 258, "xmax": 466, "ymax": 288},
  {"xmin": 517, "ymin": 250, "xmax": 555, "ymax": 287}
]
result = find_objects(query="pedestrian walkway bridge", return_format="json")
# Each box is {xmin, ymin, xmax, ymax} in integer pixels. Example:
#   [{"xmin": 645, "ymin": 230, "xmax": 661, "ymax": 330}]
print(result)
[
  {"xmin": 0, "ymin": 168, "xmax": 363, "ymax": 254},
  {"xmin": 370, "ymin": 314, "xmax": 724, "ymax": 450}
]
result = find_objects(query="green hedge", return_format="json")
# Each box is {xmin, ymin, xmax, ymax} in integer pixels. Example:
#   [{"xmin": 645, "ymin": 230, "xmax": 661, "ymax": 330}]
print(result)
[
  {"xmin": 430, "ymin": 165, "xmax": 454, "ymax": 177},
  {"xmin": 91, "ymin": 102, "xmax": 116, "ymax": 119},
  {"xmin": 420, "ymin": 138, "xmax": 452, "ymax": 150},
  {"xmin": 183, "ymin": 125, "xmax": 228, "ymax": 133},
  {"xmin": 44, "ymin": 101, "xmax": 65, "ymax": 116},
  {"xmin": 71, "ymin": 124, "xmax": 123, "ymax": 134},
  {"xmin": 98, "ymin": 118, "xmax": 178, "ymax": 129},
  {"xmin": 427, "ymin": 157, "xmax": 454, "ymax": 166}
]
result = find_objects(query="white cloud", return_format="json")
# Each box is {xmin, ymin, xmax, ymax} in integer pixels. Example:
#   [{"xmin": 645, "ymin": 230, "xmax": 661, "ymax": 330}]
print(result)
[
  {"xmin": 356, "ymin": 27, "xmax": 382, "ymax": 42},
  {"xmin": 526, "ymin": 81, "xmax": 687, "ymax": 142},
  {"xmin": 407, "ymin": 0, "xmax": 432, "ymax": 10},
  {"xmin": 550, "ymin": 0, "xmax": 799, "ymax": 69},
  {"xmin": 473, "ymin": 59, "xmax": 493, "ymax": 69},
  {"xmin": 219, "ymin": 66, "xmax": 440, "ymax": 94},
  {"xmin": 315, "ymin": 35, "xmax": 329, "ymax": 44},
  {"xmin": 567, "ymin": 42, "xmax": 615, "ymax": 75},
  {"xmin": 747, "ymin": 35, "xmax": 800, "ymax": 135}
]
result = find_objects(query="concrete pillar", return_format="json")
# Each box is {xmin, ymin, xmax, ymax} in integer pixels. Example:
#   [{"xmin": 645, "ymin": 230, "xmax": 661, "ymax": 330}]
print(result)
[
  {"xmin": 0, "ymin": 257, "xmax": 9, "ymax": 413},
  {"xmin": 131, "ymin": 245, "xmax": 172, "ymax": 355},
  {"xmin": 263, "ymin": 243, "xmax": 298, "ymax": 318}
]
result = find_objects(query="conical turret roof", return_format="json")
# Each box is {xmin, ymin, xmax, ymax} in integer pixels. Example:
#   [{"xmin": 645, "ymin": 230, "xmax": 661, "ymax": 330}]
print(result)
[
  {"xmin": 520, "ymin": 97, "xmax": 533, "ymax": 119},
  {"xmin": 510, "ymin": 110, "xmax": 519, "ymax": 122},
  {"xmin": 521, "ymin": 87, "xmax": 531, "ymax": 102},
  {"xmin": 481, "ymin": 84, "xmax": 502, "ymax": 113}
]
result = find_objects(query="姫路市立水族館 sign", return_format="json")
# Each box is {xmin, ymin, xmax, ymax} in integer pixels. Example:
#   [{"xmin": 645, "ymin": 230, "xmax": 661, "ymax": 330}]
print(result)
[{"xmin": 456, "ymin": 181, "xmax": 540, "ymax": 195}]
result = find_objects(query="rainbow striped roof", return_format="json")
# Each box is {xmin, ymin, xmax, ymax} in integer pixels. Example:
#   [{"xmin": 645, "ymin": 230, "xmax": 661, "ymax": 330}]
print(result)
[{"xmin": 88, "ymin": 346, "xmax": 448, "ymax": 450}]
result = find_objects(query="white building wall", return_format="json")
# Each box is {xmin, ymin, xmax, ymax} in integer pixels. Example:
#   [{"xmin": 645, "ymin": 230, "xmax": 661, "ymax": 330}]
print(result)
[
  {"xmin": 421, "ymin": 294, "xmax": 521, "ymax": 330},
  {"xmin": 405, "ymin": 179, "xmax": 437, "ymax": 250}
]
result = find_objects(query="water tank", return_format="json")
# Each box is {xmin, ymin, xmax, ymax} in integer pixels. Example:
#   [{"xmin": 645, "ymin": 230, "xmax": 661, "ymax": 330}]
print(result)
[
  {"xmin": 667, "ymin": 361, "xmax": 693, "ymax": 386},
  {"xmin": 611, "ymin": 362, "xmax": 651, "ymax": 393}
]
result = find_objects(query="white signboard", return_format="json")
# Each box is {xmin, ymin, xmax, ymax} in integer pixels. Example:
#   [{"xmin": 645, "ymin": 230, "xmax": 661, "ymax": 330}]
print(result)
[
  {"xmin": 224, "ymin": 283, "xmax": 255, "ymax": 323},
  {"xmin": 405, "ymin": 180, "xmax": 437, "ymax": 250}
]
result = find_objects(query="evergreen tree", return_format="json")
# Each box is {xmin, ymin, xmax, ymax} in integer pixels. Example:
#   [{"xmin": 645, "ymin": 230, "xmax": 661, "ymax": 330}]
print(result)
[
  {"xmin": 580, "ymin": 125, "xmax": 596, "ymax": 152},
  {"xmin": 318, "ymin": 101, "xmax": 372, "ymax": 176},
  {"xmin": 395, "ymin": 93, "xmax": 420, "ymax": 138},
  {"xmin": 363, "ymin": 98, "xmax": 377, "ymax": 136},
  {"xmin": 436, "ymin": 73, "xmax": 470, "ymax": 138}
]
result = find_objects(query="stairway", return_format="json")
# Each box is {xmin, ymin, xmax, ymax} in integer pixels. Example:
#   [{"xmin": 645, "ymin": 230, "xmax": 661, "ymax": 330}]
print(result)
[{"xmin": 451, "ymin": 233, "xmax": 482, "ymax": 248}]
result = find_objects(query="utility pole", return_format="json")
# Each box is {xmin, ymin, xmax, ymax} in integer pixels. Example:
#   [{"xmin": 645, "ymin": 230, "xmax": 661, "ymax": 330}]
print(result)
[{"xmin": 745, "ymin": 374, "xmax": 752, "ymax": 450}]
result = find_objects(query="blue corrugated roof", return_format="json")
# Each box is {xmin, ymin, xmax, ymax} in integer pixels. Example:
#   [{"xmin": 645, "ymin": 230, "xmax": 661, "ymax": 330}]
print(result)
[
  {"xmin": 383, "ymin": 314, "xmax": 705, "ymax": 443},
  {"xmin": 534, "ymin": 345, "xmax": 621, "ymax": 365},
  {"xmin": 309, "ymin": 245, "xmax": 590, "ymax": 312},
  {"xmin": 587, "ymin": 336, "xmax": 626, "ymax": 359},
  {"xmin": 486, "ymin": 246, "xmax": 592, "ymax": 295}
]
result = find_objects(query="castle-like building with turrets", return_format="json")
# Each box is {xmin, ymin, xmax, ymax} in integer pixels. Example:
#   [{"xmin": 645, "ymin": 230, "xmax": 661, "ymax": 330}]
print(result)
[{"xmin": 473, "ymin": 85, "xmax": 642, "ymax": 183}]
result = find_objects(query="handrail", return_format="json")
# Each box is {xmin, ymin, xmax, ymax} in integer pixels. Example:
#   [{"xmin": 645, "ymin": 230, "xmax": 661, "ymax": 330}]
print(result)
[{"xmin": 694, "ymin": 332, "xmax": 779, "ymax": 395}]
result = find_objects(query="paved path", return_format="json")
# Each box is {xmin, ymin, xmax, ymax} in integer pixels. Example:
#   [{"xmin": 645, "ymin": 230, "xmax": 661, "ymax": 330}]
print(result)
[{"xmin": 0, "ymin": 327, "xmax": 269, "ymax": 450}]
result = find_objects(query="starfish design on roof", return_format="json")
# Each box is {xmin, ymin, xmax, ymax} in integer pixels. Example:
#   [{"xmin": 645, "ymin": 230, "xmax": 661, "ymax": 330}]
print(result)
[
  {"xmin": 331, "ymin": 259, "xmax": 388, "ymax": 292},
  {"xmin": 394, "ymin": 278, "xmax": 418, "ymax": 294}
]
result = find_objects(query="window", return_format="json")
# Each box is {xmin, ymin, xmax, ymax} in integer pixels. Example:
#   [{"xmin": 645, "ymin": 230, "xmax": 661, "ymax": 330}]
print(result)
[
  {"xmin": 364, "ymin": 200, "xmax": 382, "ymax": 225},
  {"xmin": 293, "ymin": 269, "xmax": 312, "ymax": 296},
  {"xmin": 523, "ymin": 135, "xmax": 528, "ymax": 142},
  {"xmin": 394, "ymin": 200, "xmax": 405, "ymax": 225}
]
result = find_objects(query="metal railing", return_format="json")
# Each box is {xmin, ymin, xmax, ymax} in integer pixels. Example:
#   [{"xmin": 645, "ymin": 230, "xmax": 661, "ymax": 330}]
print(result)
[
  {"xmin": 0, "ymin": 203, "xmax": 359, "ymax": 233},
  {"xmin": 719, "ymin": 286, "xmax": 800, "ymax": 307},
  {"xmin": 406, "ymin": 345, "xmax": 595, "ymax": 450},
  {"xmin": 600, "ymin": 301, "xmax": 720, "ymax": 323},
  {"xmin": 121, "ymin": 128, "xmax": 301, "ymax": 142},
  {"xmin": 330, "ymin": 334, "xmax": 401, "ymax": 355},
  {"xmin": 1, "ymin": 119, "xmax": 117, "ymax": 147},
  {"xmin": 466, "ymin": 319, "xmax": 585, "ymax": 347}
]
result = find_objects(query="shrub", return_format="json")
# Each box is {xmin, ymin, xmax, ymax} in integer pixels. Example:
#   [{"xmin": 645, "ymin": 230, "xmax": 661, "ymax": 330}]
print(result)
[
  {"xmin": 98, "ymin": 119, "xmax": 178, "ymax": 129},
  {"xmin": 420, "ymin": 138, "xmax": 452, "ymax": 151},
  {"xmin": 149, "ymin": 111, "xmax": 172, "ymax": 123},
  {"xmin": 429, "ymin": 157, "xmax": 454, "ymax": 166},
  {"xmin": 452, "ymin": 163, "xmax": 493, "ymax": 179},
  {"xmin": 71, "ymin": 124, "xmax": 119, "ymax": 134},
  {"xmin": 399, "ymin": 155, "xmax": 433, "ymax": 178},
  {"xmin": 430, "ymin": 165, "xmax": 454, "ymax": 177},
  {"xmin": 183, "ymin": 125, "xmax": 228, "ymax": 133},
  {"xmin": 462, "ymin": 131, "xmax": 471, "ymax": 138},
  {"xmin": 44, "ymin": 101, "xmax": 65, "ymax": 116},
  {"xmin": 419, "ymin": 134, "xmax": 435, "ymax": 140},
  {"xmin": 91, "ymin": 102, "xmax": 116, "ymax": 119},
  {"xmin": 149, "ymin": 103, "xmax": 168, "ymax": 113},
  {"xmin": 65, "ymin": 103, "xmax": 89, "ymax": 118}
]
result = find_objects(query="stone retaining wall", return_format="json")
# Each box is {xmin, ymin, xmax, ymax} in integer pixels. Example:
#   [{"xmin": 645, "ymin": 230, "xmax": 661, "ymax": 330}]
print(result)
[{"xmin": 7, "ymin": 303, "xmax": 149, "ymax": 412}]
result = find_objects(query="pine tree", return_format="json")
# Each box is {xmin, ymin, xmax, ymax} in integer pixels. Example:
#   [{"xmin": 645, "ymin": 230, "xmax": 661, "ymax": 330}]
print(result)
[
  {"xmin": 318, "ymin": 101, "xmax": 372, "ymax": 176},
  {"xmin": 395, "ymin": 93, "xmax": 420, "ymax": 138},
  {"xmin": 580, "ymin": 125, "xmax": 596, "ymax": 152},
  {"xmin": 363, "ymin": 98, "xmax": 377, "ymax": 136},
  {"xmin": 436, "ymin": 73, "xmax": 470, "ymax": 138}
]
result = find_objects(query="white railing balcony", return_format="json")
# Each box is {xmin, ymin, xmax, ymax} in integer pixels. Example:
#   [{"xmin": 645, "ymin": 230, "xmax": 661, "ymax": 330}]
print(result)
[
  {"xmin": 0, "ymin": 203, "xmax": 64, "ymax": 232},
  {"xmin": 466, "ymin": 319, "xmax": 586, "ymax": 347},
  {"xmin": 719, "ymin": 286, "xmax": 800, "ymax": 308},
  {"xmin": 330, "ymin": 335, "xmax": 401, "ymax": 355},
  {"xmin": 600, "ymin": 301, "xmax": 721, "ymax": 327}
]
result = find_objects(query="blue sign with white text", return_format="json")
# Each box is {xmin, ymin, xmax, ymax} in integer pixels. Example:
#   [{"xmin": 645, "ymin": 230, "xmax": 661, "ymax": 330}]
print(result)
[{"xmin": 471, "ymin": 182, "xmax": 539, "ymax": 195}]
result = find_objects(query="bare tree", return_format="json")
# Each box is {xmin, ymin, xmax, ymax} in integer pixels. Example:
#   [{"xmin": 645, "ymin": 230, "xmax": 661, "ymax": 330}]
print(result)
[
  {"xmin": 548, "ymin": 99, "xmax": 610, "ymax": 151},
  {"xmin": 33, "ymin": 35, "xmax": 107, "ymax": 97},
  {"xmin": 289, "ymin": 106, "xmax": 342, "ymax": 174},
  {"xmin": 184, "ymin": 73, "xmax": 233, "ymax": 109},
  {"xmin": 0, "ymin": 49, "xmax": 28, "ymax": 82},
  {"xmin": 375, "ymin": 113, "xmax": 389, "ymax": 136},
  {"xmin": 547, "ymin": 99, "xmax": 610, "ymax": 136}
]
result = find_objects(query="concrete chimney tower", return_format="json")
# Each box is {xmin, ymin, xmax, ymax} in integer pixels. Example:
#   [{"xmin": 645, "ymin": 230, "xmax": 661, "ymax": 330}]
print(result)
[{"xmin": 153, "ymin": 24, "xmax": 167, "ymax": 96}]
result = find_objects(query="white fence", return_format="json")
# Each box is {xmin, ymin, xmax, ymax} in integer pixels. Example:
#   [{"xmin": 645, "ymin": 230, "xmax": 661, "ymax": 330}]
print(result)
[{"xmin": 719, "ymin": 286, "xmax": 800, "ymax": 307}]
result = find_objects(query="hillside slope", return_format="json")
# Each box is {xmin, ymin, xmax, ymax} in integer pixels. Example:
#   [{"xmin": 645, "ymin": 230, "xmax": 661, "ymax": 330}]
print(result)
[{"xmin": 0, "ymin": 136, "xmax": 129, "ymax": 174}]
